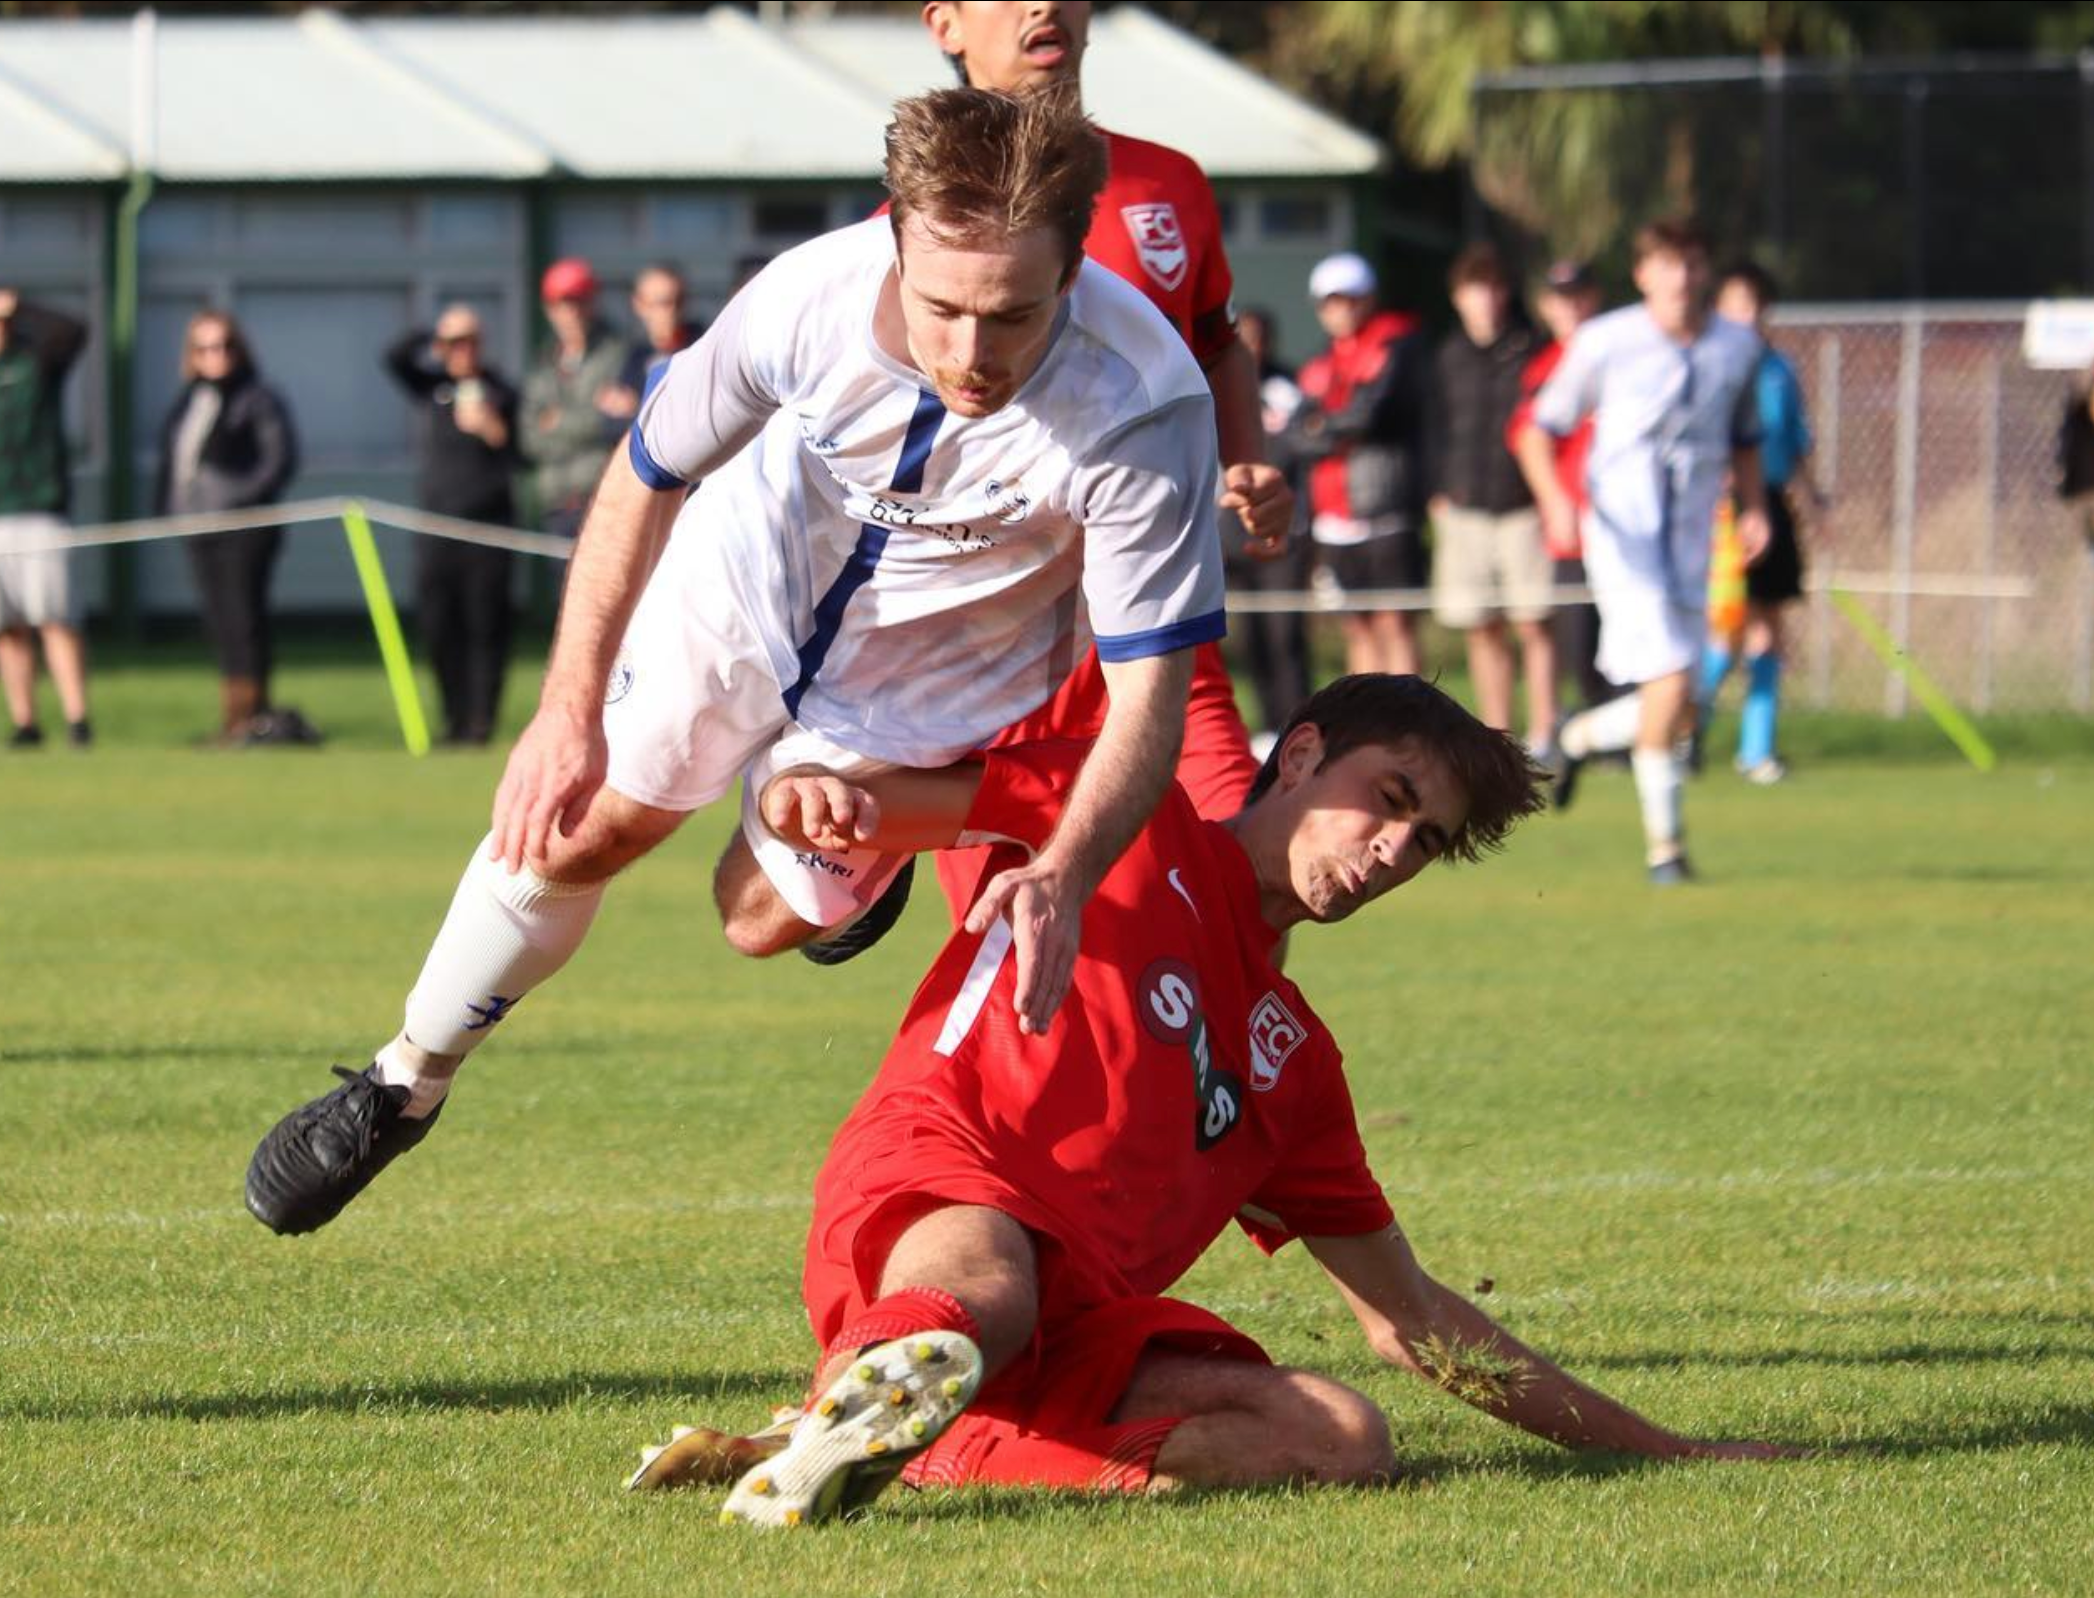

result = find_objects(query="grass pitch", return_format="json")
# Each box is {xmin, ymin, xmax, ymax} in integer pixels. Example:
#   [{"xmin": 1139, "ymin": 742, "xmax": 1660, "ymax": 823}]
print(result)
[{"xmin": 3, "ymin": 644, "xmax": 2091, "ymax": 1596}]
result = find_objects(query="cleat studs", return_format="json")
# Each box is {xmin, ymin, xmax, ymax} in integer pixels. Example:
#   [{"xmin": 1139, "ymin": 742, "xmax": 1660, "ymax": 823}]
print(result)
[
  {"xmin": 783, "ymin": 1509, "xmax": 803, "ymax": 1526},
  {"xmin": 909, "ymin": 1418, "xmax": 928, "ymax": 1439},
  {"xmin": 817, "ymin": 1397, "xmax": 841, "ymax": 1418},
  {"xmin": 855, "ymin": 1362, "xmax": 877, "ymax": 1382},
  {"xmin": 912, "ymin": 1340, "xmax": 936, "ymax": 1361},
  {"xmin": 866, "ymin": 1439, "xmax": 890, "ymax": 1457},
  {"xmin": 942, "ymin": 1377, "xmax": 964, "ymax": 1398},
  {"xmin": 888, "ymin": 1387, "xmax": 909, "ymax": 1406},
  {"xmin": 719, "ymin": 1510, "xmax": 739, "ymax": 1525},
  {"xmin": 748, "ymin": 1476, "xmax": 771, "ymax": 1496}
]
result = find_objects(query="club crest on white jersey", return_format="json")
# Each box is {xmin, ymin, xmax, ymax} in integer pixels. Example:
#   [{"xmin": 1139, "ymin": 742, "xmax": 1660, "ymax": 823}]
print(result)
[{"xmin": 1121, "ymin": 203, "xmax": 1188, "ymax": 292}]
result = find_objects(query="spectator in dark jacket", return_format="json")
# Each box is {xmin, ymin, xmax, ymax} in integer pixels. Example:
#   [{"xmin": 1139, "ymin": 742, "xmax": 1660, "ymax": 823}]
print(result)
[
  {"xmin": 1219, "ymin": 307, "xmax": 1313, "ymax": 744},
  {"xmin": 599, "ymin": 263, "xmax": 705, "ymax": 424},
  {"xmin": 0, "ymin": 287, "xmax": 91, "ymax": 749},
  {"xmin": 1294, "ymin": 252, "xmax": 1430, "ymax": 677},
  {"xmin": 384, "ymin": 306, "xmax": 522, "ymax": 746},
  {"xmin": 155, "ymin": 309, "xmax": 301, "ymax": 744},
  {"xmin": 2060, "ymin": 364, "xmax": 2094, "ymax": 547},
  {"xmin": 1428, "ymin": 243, "xmax": 1555, "ymax": 755}
]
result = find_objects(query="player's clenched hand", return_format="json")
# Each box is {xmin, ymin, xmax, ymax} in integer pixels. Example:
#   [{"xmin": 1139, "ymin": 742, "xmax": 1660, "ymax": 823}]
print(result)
[
  {"xmin": 490, "ymin": 704, "xmax": 606, "ymax": 871},
  {"xmin": 1537, "ymin": 494, "xmax": 1579, "ymax": 561},
  {"xmin": 759, "ymin": 770, "xmax": 880, "ymax": 854},
  {"xmin": 965, "ymin": 860, "xmax": 1083, "ymax": 1036},
  {"xmin": 1221, "ymin": 462, "xmax": 1293, "ymax": 557},
  {"xmin": 1735, "ymin": 506, "xmax": 1773, "ymax": 565}
]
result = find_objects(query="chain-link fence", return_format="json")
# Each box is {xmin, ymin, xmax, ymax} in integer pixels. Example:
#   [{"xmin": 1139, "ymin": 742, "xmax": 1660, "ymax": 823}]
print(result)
[{"xmin": 1770, "ymin": 303, "xmax": 2094, "ymax": 714}]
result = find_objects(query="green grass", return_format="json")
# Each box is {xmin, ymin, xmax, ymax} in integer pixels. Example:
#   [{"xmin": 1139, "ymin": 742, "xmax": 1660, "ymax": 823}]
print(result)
[{"xmin": 3, "ymin": 648, "xmax": 2092, "ymax": 1596}]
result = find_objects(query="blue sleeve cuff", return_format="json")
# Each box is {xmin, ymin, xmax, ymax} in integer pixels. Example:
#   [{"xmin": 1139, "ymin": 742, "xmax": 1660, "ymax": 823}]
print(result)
[
  {"xmin": 1094, "ymin": 608, "xmax": 1226, "ymax": 663},
  {"xmin": 626, "ymin": 361, "xmax": 686, "ymax": 490},
  {"xmin": 627, "ymin": 424, "xmax": 685, "ymax": 491}
]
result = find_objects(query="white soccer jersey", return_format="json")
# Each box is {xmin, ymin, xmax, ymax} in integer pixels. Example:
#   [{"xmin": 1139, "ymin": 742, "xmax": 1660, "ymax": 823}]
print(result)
[
  {"xmin": 1531, "ymin": 304, "xmax": 1762, "ymax": 605},
  {"xmin": 625, "ymin": 217, "xmax": 1224, "ymax": 769}
]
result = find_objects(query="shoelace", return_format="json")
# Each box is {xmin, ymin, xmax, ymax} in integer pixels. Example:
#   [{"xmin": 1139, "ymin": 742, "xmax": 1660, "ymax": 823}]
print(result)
[{"xmin": 309, "ymin": 1065, "xmax": 394, "ymax": 1164}]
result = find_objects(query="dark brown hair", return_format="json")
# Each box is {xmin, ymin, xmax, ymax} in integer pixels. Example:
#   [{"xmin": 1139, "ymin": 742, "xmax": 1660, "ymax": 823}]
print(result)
[
  {"xmin": 884, "ymin": 85, "xmax": 1107, "ymax": 277},
  {"xmin": 1448, "ymin": 241, "xmax": 1510, "ymax": 293},
  {"xmin": 1244, "ymin": 674, "xmax": 1546, "ymax": 864},
  {"xmin": 1632, "ymin": 216, "xmax": 1712, "ymax": 266}
]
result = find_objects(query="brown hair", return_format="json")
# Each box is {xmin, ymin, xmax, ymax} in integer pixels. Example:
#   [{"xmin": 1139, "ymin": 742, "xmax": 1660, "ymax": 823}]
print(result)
[
  {"xmin": 180, "ymin": 308, "xmax": 253, "ymax": 382},
  {"xmin": 1244, "ymin": 674, "xmax": 1545, "ymax": 864},
  {"xmin": 1448, "ymin": 241, "xmax": 1510, "ymax": 293},
  {"xmin": 884, "ymin": 84, "xmax": 1107, "ymax": 277},
  {"xmin": 1632, "ymin": 216, "xmax": 1711, "ymax": 266}
]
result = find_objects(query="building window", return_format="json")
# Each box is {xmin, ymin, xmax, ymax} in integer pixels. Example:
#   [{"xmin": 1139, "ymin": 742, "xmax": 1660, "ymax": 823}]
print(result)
[
  {"xmin": 751, "ymin": 196, "xmax": 829, "ymax": 241},
  {"xmin": 1257, "ymin": 195, "xmax": 1333, "ymax": 241}
]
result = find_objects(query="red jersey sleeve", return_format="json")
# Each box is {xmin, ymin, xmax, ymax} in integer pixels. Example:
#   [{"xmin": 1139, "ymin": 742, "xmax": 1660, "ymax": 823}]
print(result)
[
  {"xmin": 1236, "ymin": 1039, "xmax": 1395, "ymax": 1253},
  {"xmin": 955, "ymin": 740, "xmax": 1092, "ymax": 856},
  {"xmin": 1178, "ymin": 162, "xmax": 1237, "ymax": 367}
]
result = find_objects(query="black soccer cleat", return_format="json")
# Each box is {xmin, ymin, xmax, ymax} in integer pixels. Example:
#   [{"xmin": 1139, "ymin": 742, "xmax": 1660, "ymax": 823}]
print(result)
[
  {"xmin": 799, "ymin": 857, "xmax": 916, "ymax": 968},
  {"xmin": 1549, "ymin": 747, "xmax": 1585, "ymax": 812},
  {"xmin": 244, "ymin": 1064, "xmax": 442, "ymax": 1235}
]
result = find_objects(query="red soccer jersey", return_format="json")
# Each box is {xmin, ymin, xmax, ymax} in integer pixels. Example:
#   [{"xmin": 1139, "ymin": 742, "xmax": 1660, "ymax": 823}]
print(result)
[
  {"xmin": 1506, "ymin": 339, "xmax": 1594, "ymax": 556},
  {"xmin": 806, "ymin": 744, "xmax": 1393, "ymax": 1345},
  {"xmin": 1085, "ymin": 130, "xmax": 1237, "ymax": 366}
]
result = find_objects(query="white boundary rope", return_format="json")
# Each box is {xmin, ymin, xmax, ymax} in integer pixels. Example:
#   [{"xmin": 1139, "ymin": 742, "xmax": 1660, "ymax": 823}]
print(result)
[{"xmin": 13, "ymin": 501, "xmax": 2036, "ymax": 612}]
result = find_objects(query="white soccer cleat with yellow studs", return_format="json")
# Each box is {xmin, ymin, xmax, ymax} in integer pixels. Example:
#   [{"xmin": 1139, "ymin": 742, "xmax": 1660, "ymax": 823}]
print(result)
[{"xmin": 718, "ymin": 1330, "xmax": 983, "ymax": 1528}]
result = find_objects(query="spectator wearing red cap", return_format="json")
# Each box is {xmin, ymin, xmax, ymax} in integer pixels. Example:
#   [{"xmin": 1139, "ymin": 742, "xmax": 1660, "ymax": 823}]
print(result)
[{"xmin": 522, "ymin": 258, "xmax": 629, "ymax": 541}]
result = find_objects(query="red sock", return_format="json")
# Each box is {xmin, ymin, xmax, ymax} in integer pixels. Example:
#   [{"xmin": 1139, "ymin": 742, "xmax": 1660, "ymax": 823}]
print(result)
[
  {"xmin": 822, "ymin": 1286, "xmax": 982, "ymax": 1365},
  {"xmin": 907, "ymin": 1418, "xmax": 1181, "ymax": 1493}
]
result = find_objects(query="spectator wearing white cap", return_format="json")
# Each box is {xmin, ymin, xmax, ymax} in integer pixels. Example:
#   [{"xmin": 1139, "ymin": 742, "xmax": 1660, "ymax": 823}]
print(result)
[
  {"xmin": 1293, "ymin": 251, "xmax": 1431, "ymax": 677},
  {"xmin": 522, "ymin": 258, "xmax": 630, "ymax": 541}
]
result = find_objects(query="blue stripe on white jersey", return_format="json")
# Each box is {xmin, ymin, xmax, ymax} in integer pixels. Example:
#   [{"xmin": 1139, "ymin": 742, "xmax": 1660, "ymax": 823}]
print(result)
[
  {"xmin": 782, "ymin": 387, "xmax": 948, "ymax": 719},
  {"xmin": 626, "ymin": 362, "xmax": 683, "ymax": 490}
]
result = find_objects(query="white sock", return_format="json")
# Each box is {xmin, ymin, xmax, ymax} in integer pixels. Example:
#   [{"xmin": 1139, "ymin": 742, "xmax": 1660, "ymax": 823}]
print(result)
[
  {"xmin": 1631, "ymin": 748, "xmax": 1684, "ymax": 863},
  {"xmin": 392, "ymin": 835, "xmax": 608, "ymax": 1069},
  {"xmin": 374, "ymin": 1035, "xmax": 456, "ymax": 1120},
  {"xmin": 1561, "ymin": 690, "xmax": 1642, "ymax": 759}
]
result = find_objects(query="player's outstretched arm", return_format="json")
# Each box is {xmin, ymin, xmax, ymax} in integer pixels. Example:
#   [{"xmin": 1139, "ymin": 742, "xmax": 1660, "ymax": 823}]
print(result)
[
  {"xmin": 967, "ymin": 648, "xmax": 1192, "ymax": 1035},
  {"xmin": 1307, "ymin": 1227, "xmax": 1788, "ymax": 1462},
  {"xmin": 757, "ymin": 764, "xmax": 987, "ymax": 858},
  {"xmin": 491, "ymin": 446, "xmax": 681, "ymax": 871}
]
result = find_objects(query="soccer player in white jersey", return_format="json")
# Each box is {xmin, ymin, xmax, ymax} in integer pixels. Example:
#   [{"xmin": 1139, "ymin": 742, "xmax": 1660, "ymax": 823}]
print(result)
[
  {"xmin": 244, "ymin": 87, "xmax": 1227, "ymax": 1236},
  {"xmin": 1515, "ymin": 218, "xmax": 1768, "ymax": 884}
]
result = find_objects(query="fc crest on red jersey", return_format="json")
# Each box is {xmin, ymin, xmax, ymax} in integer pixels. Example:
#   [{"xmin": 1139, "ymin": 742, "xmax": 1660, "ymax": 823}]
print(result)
[{"xmin": 1120, "ymin": 203, "xmax": 1189, "ymax": 292}]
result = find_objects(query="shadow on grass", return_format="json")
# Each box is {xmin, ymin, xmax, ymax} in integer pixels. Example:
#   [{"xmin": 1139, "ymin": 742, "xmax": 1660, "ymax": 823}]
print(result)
[
  {"xmin": 1583, "ymin": 1335, "xmax": 2094, "ymax": 1372},
  {"xmin": 1813, "ymin": 1403, "xmax": 2094, "ymax": 1458},
  {"xmin": 4, "ymin": 1367, "xmax": 806, "ymax": 1425}
]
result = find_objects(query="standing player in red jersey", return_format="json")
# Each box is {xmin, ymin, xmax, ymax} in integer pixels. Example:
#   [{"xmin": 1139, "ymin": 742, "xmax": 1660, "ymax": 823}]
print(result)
[
  {"xmin": 918, "ymin": 1, "xmax": 1292, "ymax": 926},
  {"xmin": 628, "ymin": 676, "xmax": 1786, "ymax": 1524}
]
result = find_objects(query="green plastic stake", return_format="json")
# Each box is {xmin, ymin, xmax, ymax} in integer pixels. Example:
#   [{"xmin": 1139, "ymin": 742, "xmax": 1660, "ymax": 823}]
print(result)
[
  {"xmin": 1829, "ymin": 587, "xmax": 1997, "ymax": 772},
  {"xmin": 341, "ymin": 501, "xmax": 432, "ymax": 756}
]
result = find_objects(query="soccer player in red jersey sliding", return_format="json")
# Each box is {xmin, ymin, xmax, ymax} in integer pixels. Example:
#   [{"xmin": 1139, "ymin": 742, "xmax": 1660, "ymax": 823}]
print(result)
[
  {"xmin": 631, "ymin": 676, "xmax": 1787, "ymax": 1524},
  {"xmin": 920, "ymin": 0, "xmax": 1292, "ymax": 932}
]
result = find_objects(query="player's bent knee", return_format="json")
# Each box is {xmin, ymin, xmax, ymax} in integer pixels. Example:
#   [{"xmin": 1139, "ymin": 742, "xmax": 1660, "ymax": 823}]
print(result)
[
  {"xmin": 1284, "ymin": 1371, "xmax": 1394, "ymax": 1485},
  {"xmin": 711, "ymin": 840, "xmax": 818, "ymax": 958}
]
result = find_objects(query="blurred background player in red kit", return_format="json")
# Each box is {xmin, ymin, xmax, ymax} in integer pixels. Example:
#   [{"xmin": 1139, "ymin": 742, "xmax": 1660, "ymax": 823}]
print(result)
[{"xmin": 919, "ymin": 0, "xmax": 1293, "ymax": 927}]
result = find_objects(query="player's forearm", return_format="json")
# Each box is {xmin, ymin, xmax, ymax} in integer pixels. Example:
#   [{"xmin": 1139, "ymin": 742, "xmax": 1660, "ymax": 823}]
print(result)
[
  {"xmin": 1730, "ymin": 446, "xmax": 1768, "ymax": 516},
  {"xmin": 1390, "ymin": 1274, "xmax": 1687, "ymax": 1457},
  {"xmin": 537, "ymin": 451, "xmax": 677, "ymax": 720},
  {"xmin": 1513, "ymin": 423, "xmax": 1568, "ymax": 512},
  {"xmin": 1035, "ymin": 650, "xmax": 1194, "ymax": 896},
  {"xmin": 1206, "ymin": 339, "xmax": 1269, "ymax": 471}
]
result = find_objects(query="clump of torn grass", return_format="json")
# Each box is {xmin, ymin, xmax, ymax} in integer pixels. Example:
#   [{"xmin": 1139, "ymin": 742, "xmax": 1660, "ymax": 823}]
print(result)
[{"xmin": 1413, "ymin": 1333, "xmax": 1536, "ymax": 1410}]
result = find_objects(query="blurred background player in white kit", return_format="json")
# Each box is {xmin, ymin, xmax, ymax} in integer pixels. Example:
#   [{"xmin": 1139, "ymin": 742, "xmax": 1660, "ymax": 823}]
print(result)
[
  {"xmin": 1516, "ymin": 218, "xmax": 1768, "ymax": 884},
  {"xmin": 244, "ymin": 86, "xmax": 1230, "ymax": 1238}
]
